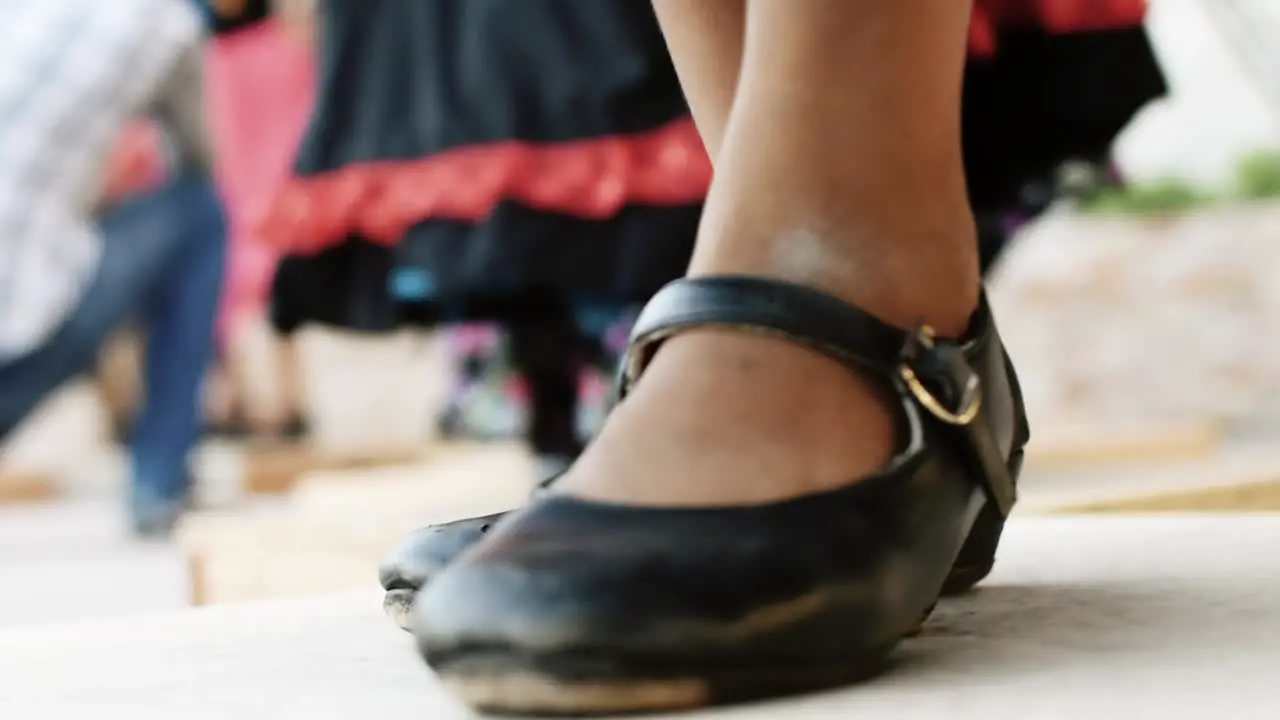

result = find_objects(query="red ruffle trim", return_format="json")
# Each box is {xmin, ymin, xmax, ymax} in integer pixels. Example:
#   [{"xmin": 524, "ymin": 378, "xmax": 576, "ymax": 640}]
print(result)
[
  {"xmin": 255, "ymin": 116, "xmax": 712, "ymax": 255},
  {"xmin": 256, "ymin": 1, "xmax": 1149, "ymax": 256},
  {"xmin": 970, "ymin": 0, "xmax": 1149, "ymax": 57}
]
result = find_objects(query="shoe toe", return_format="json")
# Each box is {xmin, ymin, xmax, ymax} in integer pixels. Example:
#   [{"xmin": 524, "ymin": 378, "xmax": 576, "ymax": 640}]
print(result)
[
  {"xmin": 378, "ymin": 527, "xmax": 439, "ymax": 592},
  {"xmin": 383, "ymin": 588, "xmax": 418, "ymax": 632},
  {"xmin": 378, "ymin": 513, "xmax": 505, "ymax": 592},
  {"xmin": 412, "ymin": 495, "xmax": 933, "ymax": 667},
  {"xmin": 413, "ymin": 551, "xmax": 624, "ymax": 657}
]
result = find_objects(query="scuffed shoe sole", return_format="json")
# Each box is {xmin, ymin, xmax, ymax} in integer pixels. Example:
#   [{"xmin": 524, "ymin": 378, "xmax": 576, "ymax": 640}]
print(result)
[
  {"xmin": 425, "ymin": 605, "xmax": 933, "ymax": 715},
  {"xmin": 384, "ymin": 589, "xmax": 416, "ymax": 632},
  {"xmin": 431, "ymin": 647, "xmax": 893, "ymax": 716}
]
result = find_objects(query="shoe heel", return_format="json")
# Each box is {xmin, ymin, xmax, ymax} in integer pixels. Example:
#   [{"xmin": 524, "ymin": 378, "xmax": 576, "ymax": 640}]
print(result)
[{"xmin": 943, "ymin": 447, "xmax": 1023, "ymax": 595}]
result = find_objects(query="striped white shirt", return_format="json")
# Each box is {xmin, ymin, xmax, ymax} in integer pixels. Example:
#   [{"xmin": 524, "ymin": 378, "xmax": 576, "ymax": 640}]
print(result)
[{"xmin": 0, "ymin": 0, "xmax": 202, "ymax": 360}]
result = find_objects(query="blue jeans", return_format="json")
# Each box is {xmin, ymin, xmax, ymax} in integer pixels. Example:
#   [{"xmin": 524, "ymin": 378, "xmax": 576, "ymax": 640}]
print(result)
[{"xmin": 0, "ymin": 175, "xmax": 226, "ymax": 507}]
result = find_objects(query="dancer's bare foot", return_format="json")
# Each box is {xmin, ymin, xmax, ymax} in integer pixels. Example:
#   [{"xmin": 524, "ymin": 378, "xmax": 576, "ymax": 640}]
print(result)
[{"xmin": 558, "ymin": 329, "xmax": 895, "ymax": 505}]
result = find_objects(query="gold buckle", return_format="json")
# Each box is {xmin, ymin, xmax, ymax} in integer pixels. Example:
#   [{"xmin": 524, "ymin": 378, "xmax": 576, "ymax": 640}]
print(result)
[{"xmin": 898, "ymin": 326, "xmax": 982, "ymax": 426}]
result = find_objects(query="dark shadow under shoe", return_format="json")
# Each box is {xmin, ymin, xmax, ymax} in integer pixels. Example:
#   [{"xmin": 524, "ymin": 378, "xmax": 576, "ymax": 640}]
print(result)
[{"xmin": 411, "ymin": 276, "xmax": 1029, "ymax": 715}]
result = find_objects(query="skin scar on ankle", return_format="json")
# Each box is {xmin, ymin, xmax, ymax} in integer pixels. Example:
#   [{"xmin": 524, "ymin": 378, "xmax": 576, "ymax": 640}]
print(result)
[{"xmin": 769, "ymin": 227, "xmax": 862, "ymax": 289}]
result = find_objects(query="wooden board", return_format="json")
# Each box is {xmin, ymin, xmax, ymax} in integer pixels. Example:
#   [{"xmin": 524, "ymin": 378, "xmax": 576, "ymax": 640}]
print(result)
[
  {"xmin": 289, "ymin": 442, "xmax": 532, "ymax": 516},
  {"xmin": 9, "ymin": 517, "xmax": 1280, "ymax": 718},
  {"xmin": 1023, "ymin": 420, "xmax": 1224, "ymax": 471},
  {"xmin": 240, "ymin": 441, "xmax": 425, "ymax": 495},
  {"xmin": 0, "ymin": 470, "xmax": 58, "ymax": 505},
  {"xmin": 178, "ymin": 511, "xmax": 423, "ymax": 606},
  {"xmin": 1055, "ymin": 478, "xmax": 1280, "ymax": 514},
  {"xmin": 185, "ymin": 548, "xmax": 388, "ymax": 607},
  {"xmin": 179, "ymin": 442, "xmax": 536, "ymax": 605},
  {"xmin": 188, "ymin": 553, "xmax": 208, "ymax": 607}
]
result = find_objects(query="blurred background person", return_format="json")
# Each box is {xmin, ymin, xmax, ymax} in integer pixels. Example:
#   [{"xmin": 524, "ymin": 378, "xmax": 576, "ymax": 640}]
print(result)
[
  {"xmin": 0, "ymin": 0, "xmax": 225, "ymax": 536},
  {"xmin": 91, "ymin": 0, "xmax": 318, "ymax": 446},
  {"xmin": 203, "ymin": 0, "xmax": 315, "ymax": 441},
  {"xmin": 260, "ymin": 0, "xmax": 706, "ymax": 478}
]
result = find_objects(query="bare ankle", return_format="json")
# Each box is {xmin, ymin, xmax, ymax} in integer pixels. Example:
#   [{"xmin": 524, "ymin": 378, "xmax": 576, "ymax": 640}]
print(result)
[{"xmin": 691, "ymin": 214, "xmax": 980, "ymax": 337}]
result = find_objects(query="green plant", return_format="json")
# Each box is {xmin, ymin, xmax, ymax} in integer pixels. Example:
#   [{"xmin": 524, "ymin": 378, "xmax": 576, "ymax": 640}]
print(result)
[
  {"xmin": 1077, "ymin": 178, "xmax": 1211, "ymax": 216},
  {"xmin": 1235, "ymin": 150, "xmax": 1280, "ymax": 200}
]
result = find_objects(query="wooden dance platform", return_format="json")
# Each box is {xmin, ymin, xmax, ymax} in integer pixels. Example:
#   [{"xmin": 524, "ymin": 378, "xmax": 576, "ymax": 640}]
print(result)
[{"xmin": 2, "ymin": 515, "xmax": 1277, "ymax": 718}]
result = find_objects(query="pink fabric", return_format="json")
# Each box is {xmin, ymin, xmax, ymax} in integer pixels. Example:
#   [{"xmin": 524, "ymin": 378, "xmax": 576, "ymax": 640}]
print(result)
[{"xmin": 206, "ymin": 20, "xmax": 315, "ymax": 346}]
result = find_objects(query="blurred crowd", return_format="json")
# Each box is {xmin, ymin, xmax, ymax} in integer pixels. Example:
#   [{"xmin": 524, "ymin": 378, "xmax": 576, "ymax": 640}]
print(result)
[{"xmin": 0, "ymin": 0, "xmax": 1167, "ymax": 536}]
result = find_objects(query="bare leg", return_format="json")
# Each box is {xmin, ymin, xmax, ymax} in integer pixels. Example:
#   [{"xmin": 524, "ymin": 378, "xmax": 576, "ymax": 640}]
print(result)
[
  {"xmin": 651, "ymin": 0, "xmax": 744, "ymax": 155},
  {"xmin": 558, "ymin": 0, "xmax": 978, "ymax": 505}
]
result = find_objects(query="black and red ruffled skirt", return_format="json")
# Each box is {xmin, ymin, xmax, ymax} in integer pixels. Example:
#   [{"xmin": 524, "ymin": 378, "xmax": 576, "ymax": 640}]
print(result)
[{"xmin": 263, "ymin": 0, "xmax": 1163, "ymax": 334}]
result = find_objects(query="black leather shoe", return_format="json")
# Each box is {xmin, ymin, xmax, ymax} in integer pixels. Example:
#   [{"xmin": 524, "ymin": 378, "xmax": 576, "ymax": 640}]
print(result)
[
  {"xmin": 411, "ymin": 276, "xmax": 1028, "ymax": 715},
  {"xmin": 381, "ymin": 317, "xmax": 1012, "ymax": 632},
  {"xmin": 380, "ymin": 511, "xmax": 508, "ymax": 631},
  {"xmin": 379, "ymin": 479, "xmax": 555, "ymax": 631},
  {"xmin": 382, "ymin": 478, "xmax": 1001, "ymax": 631},
  {"xmin": 381, "ymin": 501, "xmax": 1006, "ymax": 630}
]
